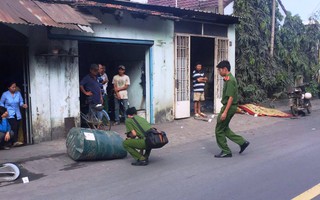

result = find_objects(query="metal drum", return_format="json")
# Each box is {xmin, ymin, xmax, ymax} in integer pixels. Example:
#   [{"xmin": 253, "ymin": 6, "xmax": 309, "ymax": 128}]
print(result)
[{"xmin": 66, "ymin": 128, "xmax": 127, "ymax": 161}]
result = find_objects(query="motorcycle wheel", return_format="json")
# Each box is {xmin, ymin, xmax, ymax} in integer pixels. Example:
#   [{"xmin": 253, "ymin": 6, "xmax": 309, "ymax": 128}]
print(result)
[{"xmin": 290, "ymin": 105, "xmax": 298, "ymax": 116}]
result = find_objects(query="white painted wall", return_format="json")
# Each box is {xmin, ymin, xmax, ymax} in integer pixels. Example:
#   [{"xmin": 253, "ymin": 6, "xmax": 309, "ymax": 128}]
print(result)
[
  {"xmin": 30, "ymin": 37, "xmax": 80, "ymax": 142},
  {"xmin": 9, "ymin": 25, "xmax": 80, "ymax": 142},
  {"xmin": 228, "ymin": 24, "xmax": 236, "ymax": 75},
  {"xmin": 52, "ymin": 11, "xmax": 175, "ymax": 123},
  {"xmin": 6, "ymin": 8, "xmax": 236, "ymax": 141}
]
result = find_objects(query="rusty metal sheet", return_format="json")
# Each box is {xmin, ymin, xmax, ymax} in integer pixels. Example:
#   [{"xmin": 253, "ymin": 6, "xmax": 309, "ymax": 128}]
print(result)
[
  {"xmin": 0, "ymin": 0, "xmax": 42, "ymax": 25},
  {"xmin": 148, "ymin": 0, "xmax": 232, "ymax": 11},
  {"xmin": 62, "ymin": 23, "xmax": 83, "ymax": 31},
  {"xmin": 75, "ymin": 8, "xmax": 101, "ymax": 24},
  {"xmin": 0, "ymin": 0, "xmax": 94, "ymax": 32},
  {"xmin": 34, "ymin": 1, "xmax": 90, "ymax": 26},
  {"xmin": 21, "ymin": 0, "xmax": 64, "ymax": 28},
  {"xmin": 75, "ymin": 1, "xmax": 180, "ymax": 20}
]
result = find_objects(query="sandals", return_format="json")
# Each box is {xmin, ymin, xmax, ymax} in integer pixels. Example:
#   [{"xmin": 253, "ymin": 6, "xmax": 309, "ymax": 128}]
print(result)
[
  {"xmin": 194, "ymin": 113, "xmax": 207, "ymax": 118},
  {"xmin": 199, "ymin": 112, "xmax": 207, "ymax": 117}
]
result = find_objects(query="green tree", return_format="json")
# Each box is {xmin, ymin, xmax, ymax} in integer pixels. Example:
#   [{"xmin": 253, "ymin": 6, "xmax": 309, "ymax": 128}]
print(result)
[
  {"xmin": 278, "ymin": 13, "xmax": 320, "ymax": 94},
  {"xmin": 234, "ymin": 0, "xmax": 283, "ymax": 103},
  {"xmin": 234, "ymin": 0, "xmax": 320, "ymax": 103}
]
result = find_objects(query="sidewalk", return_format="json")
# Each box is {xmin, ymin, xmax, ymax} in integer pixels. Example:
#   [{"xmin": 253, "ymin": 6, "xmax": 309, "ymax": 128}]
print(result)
[{"xmin": 1, "ymin": 99, "xmax": 319, "ymax": 171}]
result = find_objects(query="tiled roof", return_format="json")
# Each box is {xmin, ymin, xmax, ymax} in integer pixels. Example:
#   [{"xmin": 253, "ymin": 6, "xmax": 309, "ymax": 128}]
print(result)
[
  {"xmin": 111, "ymin": 0, "xmax": 239, "ymax": 24},
  {"xmin": 40, "ymin": 0, "xmax": 238, "ymax": 24},
  {"xmin": 148, "ymin": 0, "xmax": 231, "ymax": 10}
]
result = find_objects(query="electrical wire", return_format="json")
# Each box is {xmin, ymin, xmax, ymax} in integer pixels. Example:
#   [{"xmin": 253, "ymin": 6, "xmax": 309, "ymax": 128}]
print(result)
[{"xmin": 310, "ymin": 0, "xmax": 320, "ymax": 19}]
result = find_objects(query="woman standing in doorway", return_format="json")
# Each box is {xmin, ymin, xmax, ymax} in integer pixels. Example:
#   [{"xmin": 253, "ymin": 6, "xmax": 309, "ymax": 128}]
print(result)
[{"xmin": 0, "ymin": 82, "xmax": 27, "ymax": 147}]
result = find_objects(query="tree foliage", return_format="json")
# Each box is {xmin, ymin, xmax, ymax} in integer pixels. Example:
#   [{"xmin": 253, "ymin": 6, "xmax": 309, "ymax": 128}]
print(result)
[{"xmin": 234, "ymin": 0, "xmax": 320, "ymax": 103}]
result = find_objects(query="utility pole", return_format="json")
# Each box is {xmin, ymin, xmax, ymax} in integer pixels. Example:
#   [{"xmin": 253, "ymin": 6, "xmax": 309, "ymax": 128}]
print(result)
[
  {"xmin": 277, "ymin": 0, "xmax": 287, "ymax": 16},
  {"xmin": 218, "ymin": 0, "xmax": 224, "ymax": 14},
  {"xmin": 270, "ymin": 0, "xmax": 276, "ymax": 57}
]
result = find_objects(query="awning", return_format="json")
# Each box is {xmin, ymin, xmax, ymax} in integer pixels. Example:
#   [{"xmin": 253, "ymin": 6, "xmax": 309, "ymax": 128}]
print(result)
[
  {"xmin": 99, "ymin": 0, "xmax": 239, "ymax": 24},
  {"xmin": 74, "ymin": 1, "xmax": 181, "ymax": 21},
  {"xmin": 0, "ymin": 0, "xmax": 101, "ymax": 32}
]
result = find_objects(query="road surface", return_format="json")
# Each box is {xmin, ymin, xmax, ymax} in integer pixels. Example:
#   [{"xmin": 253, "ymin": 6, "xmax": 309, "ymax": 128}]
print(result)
[{"xmin": 1, "ymin": 110, "xmax": 320, "ymax": 200}]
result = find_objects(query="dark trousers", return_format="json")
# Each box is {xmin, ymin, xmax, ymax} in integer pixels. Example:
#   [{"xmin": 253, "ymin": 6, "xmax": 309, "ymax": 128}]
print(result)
[
  {"xmin": 103, "ymin": 94, "xmax": 109, "ymax": 113},
  {"xmin": 114, "ymin": 98, "xmax": 128, "ymax": 122},
  {"xmin": 7, "ymin": 118, "xmax": 20, "ymax": 144},
  {"xmin": 0, "ymin": 131, "xmax": 14, "ymax": 147}
]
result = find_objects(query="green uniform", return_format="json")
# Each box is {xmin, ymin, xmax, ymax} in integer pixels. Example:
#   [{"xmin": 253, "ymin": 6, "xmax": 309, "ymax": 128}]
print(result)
[
  {"xmin": 215, "ymin": 73, "xmax": 246, "ymax": 154},
  {"xmin": 123, "ymin": 115, "xmax": 152, "ymax": 161}
]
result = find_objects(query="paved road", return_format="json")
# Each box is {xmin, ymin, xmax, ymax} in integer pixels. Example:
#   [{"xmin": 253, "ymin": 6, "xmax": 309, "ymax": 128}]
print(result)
[{"xmin": 1, "ymin": 110, "xmax": 320, "ymax": 200}]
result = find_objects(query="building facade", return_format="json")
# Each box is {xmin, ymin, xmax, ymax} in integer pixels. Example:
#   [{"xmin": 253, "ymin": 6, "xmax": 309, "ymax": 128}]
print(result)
[{"xmin": 0, "ymin": 0, "xmax": 238, "ymax": 143}]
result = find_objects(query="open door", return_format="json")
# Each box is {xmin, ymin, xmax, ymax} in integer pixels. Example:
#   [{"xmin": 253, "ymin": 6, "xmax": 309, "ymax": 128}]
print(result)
[
  {"xmin": 0, "ymin": 24, "xmax": 31, "ymax": 144},
  {"xmin": 214, "ymin": 38, "xmax": 229, "ymax": 113},
  {"xmin": 174, "ymin": 35, "xmax": 190, "ymax": 118}
]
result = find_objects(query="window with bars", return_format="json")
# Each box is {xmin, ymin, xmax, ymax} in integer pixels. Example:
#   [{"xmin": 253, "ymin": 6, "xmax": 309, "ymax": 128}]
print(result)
[
  {"xmin": 176, "ymin": 35, "xmax": 190, "ymax": 101},
  {"xmin": 216, "ymin": 39, "xmax": 228, "ymax": 99}
]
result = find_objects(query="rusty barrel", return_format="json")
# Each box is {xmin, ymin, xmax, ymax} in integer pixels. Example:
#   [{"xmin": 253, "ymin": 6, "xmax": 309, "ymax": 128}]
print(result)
[{"xmin": 66, "ymin": 128, "xmax": 127, "ymax": 161}]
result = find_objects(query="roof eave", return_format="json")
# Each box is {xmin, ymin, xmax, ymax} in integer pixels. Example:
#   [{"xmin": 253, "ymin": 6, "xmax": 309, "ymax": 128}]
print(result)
[{"xmin": 72, "ymin": 0, "xmax": 239, "ymax": 24}]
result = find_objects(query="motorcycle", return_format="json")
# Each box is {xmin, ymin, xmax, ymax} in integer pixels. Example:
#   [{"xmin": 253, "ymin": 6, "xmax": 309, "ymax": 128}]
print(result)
[{"xmin": 288, "ymin": 83, "xmax": 312, "ymax": 116}]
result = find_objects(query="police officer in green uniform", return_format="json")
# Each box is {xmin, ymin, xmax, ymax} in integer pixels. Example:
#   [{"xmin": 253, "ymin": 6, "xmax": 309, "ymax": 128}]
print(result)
[
  {"xmin": 214, "ymin": 61, "xmax": 250, "ymax": 158},
  {"xmin": 123, "ymin": 107, "xmax": 152, "ymax": 166}
]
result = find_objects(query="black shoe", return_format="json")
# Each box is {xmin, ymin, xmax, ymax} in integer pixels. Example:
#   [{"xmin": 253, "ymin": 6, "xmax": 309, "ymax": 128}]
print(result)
[
  {"xmin": 143, "ymin": 156, "xmax": 149, "ymax": 162},
  {"xmin": 0, "ymin": 146, "xmax": 10, "ymax": 150},
  {"xmin": 214, "ymin": 152, "xmax": 232, "ymax": 158},
  {"xmin": 131, "ymin": 160, "xmax": 148, "ymax": 166},
  {"xmin": 239, "ymin": 141, "xmax": 250, "ymax": 154}
]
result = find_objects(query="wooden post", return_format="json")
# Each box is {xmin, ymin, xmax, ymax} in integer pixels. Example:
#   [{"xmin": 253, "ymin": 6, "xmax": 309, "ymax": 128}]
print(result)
[{"xmin": 270, "ymin": 0, "xmax": 276, "ymax": 57}]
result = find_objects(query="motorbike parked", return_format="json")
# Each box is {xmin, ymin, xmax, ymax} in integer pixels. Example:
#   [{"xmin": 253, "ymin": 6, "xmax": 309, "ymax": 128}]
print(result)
[{"xmin": 288, "ymin": 83, "xmax": 312, "ymax": 116}]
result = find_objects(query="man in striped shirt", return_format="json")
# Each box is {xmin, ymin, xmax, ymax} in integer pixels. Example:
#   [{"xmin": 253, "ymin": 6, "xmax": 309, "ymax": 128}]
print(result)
[{"xmin": 192, "ymin": 63, "xmax": 208, "ymax": 117}]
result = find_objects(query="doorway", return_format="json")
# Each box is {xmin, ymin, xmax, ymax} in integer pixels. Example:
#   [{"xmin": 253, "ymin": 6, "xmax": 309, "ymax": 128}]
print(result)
[
  {"xmin": 78, "ymin": 41, "xmax": 149, "ymax": 123},
  {"xmin": 174, "ymin": 35, "xmax": 228, "ymax": 118},
  {"xmin": 190, "ymin": 36, "xmax": 215, "ymax": 115},
  {"xmin": 0, "ymin": 24, "xmax": 31, "ymax": 144},
  {"xmin": 174, "ymin": 35, "xmax": 215, "ymax": 119}
]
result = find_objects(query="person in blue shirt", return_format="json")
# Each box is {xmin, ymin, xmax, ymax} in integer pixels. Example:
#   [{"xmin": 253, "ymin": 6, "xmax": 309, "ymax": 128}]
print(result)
[
  {"xmin": 80, "ymin": 64, "xmax": 103, "ymax": 106},
  {"xmin": 0, "ymin": 82, "xmax": 27, "ymax": 147},
  {"xmin": 0, "ymin": 106, "xmax": 14, "ymax": 150},
  {"xmin": 80, "ymin": 64, "xmax": 103, "ymax": 120}
]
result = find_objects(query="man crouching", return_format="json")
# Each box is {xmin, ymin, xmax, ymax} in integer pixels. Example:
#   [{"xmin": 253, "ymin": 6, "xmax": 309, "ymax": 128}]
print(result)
[{"xmin": 123, "ymin": 107, "xmax": 151, "ymax": 166}]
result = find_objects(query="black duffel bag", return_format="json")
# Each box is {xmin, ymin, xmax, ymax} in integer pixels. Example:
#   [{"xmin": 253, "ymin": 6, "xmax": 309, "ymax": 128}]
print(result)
[
  {"xmin": 133, "ymin": 118, "xmax": 169, "ymax": 149},
  {"xmin": 144, "ymin": 128, "xmax": 169, "ymax": 149}
]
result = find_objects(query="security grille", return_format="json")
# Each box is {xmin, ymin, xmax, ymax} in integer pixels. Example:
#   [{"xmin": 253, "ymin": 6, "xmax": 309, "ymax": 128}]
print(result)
[
  {"xmin": 216, "ymin": 39, "xmax": 228, "ymax": 99},
  {"xmin": 176, "ymin": 35, "xmax": 190, "ymax": 101}
]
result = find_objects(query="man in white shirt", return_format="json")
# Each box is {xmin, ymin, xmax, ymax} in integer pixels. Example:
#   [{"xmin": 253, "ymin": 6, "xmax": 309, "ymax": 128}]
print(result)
[{"xmin": 112, "ymin": 65, "xmax": 130, "ymax": 125}]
